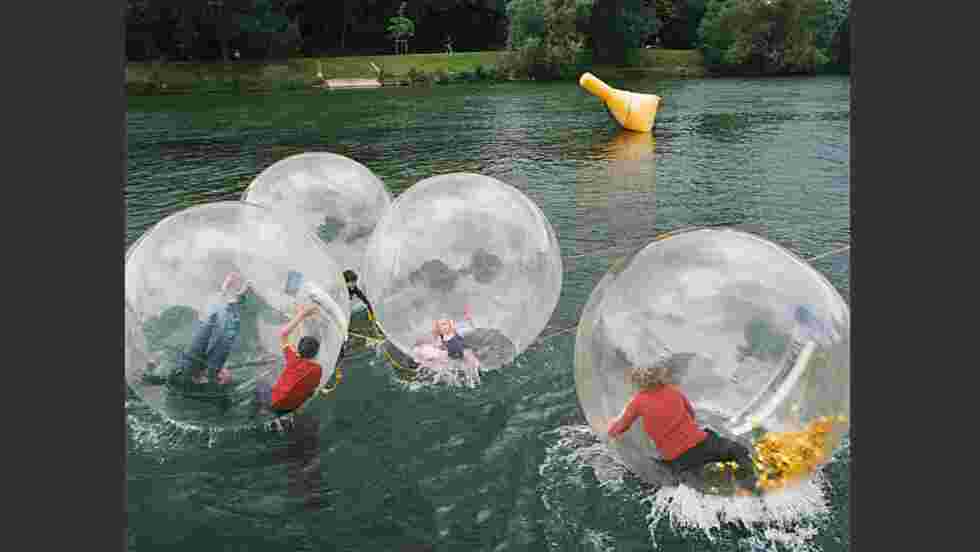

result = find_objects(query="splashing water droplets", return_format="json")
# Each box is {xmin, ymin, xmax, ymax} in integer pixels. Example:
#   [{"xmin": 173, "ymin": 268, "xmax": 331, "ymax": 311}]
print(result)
[{"xmin": 539, "ymin": 424, "xmax": 835, "ymax": 551}]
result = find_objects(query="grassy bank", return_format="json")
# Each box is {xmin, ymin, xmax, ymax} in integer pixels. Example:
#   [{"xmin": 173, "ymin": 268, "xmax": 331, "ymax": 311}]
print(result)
[
  {"xmin": 624, "ymin": 48, "xmax": 708, "ymax": 77},
  {"xmin": 126, "ymin": 49, "xmax": 706, "ymax": 95}
]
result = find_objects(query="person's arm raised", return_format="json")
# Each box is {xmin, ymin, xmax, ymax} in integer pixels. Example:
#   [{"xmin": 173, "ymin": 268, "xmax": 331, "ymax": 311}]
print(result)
[
  {"xmin": 279, "ymin": 304, "xmax": 318, "ymax": 349},
  {"xmin": 456, "ymin": 304, "xmax": 476, "ymax": 336}
]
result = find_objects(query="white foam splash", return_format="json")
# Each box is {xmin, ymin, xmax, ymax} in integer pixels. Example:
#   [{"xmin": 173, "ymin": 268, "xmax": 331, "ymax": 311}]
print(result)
[
  {"xmin": 542, "ymin": 424, "xmax": 840, "ymax": 551},
  {"xmin": 386, "ymin": 347, "xmax": 497, "ymax": 392},
  {"xmin": 643, "ymin": 474, "xmax": 829, "ymax": 550},
  {"xmin": 541, "ymin": 425, "xmax": 632, "ymax": 491},
  {"xmin": 126, "ymin": 396, "xmax": 299, "ymax": 454},
  {"xmin": 582, "ymin": 528, "xmax": 617, "ymax": 551}
]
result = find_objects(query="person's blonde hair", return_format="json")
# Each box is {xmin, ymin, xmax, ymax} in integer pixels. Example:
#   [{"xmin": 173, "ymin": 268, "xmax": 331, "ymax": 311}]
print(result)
[
  {"xmin": 432, "ymin": 318, "xmax": 456, "ymax": 338},
  {"xmin": 630, "ymin": 362, "xmax": 673, "ymax": 390}
]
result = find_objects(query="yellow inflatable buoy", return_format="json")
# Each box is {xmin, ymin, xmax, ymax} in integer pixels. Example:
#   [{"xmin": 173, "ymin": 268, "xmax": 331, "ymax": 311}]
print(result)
[{"xmin": 579, "ymin": 72, "xmax": 662, "ymax": 133}]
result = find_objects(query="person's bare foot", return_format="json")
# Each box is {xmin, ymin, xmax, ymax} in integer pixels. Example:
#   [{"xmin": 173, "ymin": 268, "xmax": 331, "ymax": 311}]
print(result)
[
  {"xmin": 222, "ymin": 272, "xmax": 248, "ymax": 300},
  {"xmin": 216, "ymin": 367, "xmax": 232, "ymax": 385},
  {"xmin": 145, "ymin": 352, "xmax": 162, "ymax": 372}
]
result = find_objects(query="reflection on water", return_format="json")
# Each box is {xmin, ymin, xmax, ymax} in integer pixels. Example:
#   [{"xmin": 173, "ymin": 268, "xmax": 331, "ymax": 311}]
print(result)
[
  {"xmin": 280, "ymin": 412, "xmax": 322, "ymax": 509},
  {"xmin": 127, "ymin": 75, "xmax": 849, "ymax": 551},
  {"xmin": 571, "ymin": 130, "xmax": 658, "ymax": 291},
  {"xmin": 601, "ymin": 130, "xmax": 657, "ymax": 161}
]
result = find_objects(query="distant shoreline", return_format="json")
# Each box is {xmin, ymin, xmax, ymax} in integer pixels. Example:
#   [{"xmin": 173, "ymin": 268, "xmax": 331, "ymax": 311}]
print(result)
[
  {"xmin": 125, "ymin": 49, "xmax": 844, "ymax": 96},
  {"xmin": 126, "ymin": 49, "xmax": 707, "ymax": 95}
]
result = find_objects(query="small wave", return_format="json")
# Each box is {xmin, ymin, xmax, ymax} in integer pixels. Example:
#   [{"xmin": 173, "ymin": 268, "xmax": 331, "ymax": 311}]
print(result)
[
  {"xmin": 540, "ymin": 424, "xmax": 842, "ymax": 551},
  {"xmin": 127, "ymin": 394, "xmax": 311, "ymax": 454},
  {"xmin": 644, "ymin": 475, "xmax": 829, "ymax": 551},
  {"xmin": 582, "ymin": 529, "xmax": 617, "ymax": 551}
]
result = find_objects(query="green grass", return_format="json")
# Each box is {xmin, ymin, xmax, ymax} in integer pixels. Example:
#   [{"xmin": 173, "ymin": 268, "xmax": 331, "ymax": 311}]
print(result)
[
  {"xmin": 126, "ymin": 49, "xmax": 706, "ymax": 94},
  {"xmin": 632, "ymin": 48, "xmax": 706, "ymax": 68},
  {"xmin": 311, "ymin": 51, "xmax": 504, "ymax": 78},
  {"xmin": 619, "ymin": 48, "xmax": 708, "ymax": 76}
]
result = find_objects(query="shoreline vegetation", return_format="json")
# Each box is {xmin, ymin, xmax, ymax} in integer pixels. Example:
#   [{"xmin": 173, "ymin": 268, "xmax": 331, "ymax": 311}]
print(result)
[
  {"xmin": 125, "ymin": 0, "xmax": 851, "ymax": 95},
  {"xmin": 126, "ymin": 1, "xmax": 849, "ymax": 97},
  {"xmin": 126, "ymin": 49, "xmax": 713, "ymax": 96}
]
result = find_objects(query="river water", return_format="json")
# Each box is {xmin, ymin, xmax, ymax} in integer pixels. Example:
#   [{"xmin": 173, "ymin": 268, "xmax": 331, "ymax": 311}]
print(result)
[{"xmin": 126, "ymin": 75, "xmax": 850, "ymax": 551}]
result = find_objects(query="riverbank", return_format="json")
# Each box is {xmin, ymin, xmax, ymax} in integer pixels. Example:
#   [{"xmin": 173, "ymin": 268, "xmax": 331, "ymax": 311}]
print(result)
[{"xmin": 126, "ymin": 49, "xmax": 707, "ymax": 95}]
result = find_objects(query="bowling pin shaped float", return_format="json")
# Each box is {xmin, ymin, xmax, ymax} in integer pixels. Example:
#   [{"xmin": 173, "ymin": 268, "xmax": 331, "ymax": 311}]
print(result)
[{"xmin": 579, "ymin": 72, "xmax": 662, "ymax": 133}]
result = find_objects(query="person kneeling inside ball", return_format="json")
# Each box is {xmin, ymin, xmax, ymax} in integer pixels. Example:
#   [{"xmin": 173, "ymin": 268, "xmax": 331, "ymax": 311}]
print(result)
[
  {"xmin": 607, "ymin": 356, "xmax": 759, "ymax": 496},
  {"xmin": 413, "ymin": 305, "xmax": 481, "ymax": 372},
  {"xmin": 255, "ymin": 303, "xmax": 323, "ymax": 415}
]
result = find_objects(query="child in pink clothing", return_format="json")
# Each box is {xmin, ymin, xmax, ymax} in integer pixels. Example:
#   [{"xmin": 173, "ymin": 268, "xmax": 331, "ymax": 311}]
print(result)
[{"xmin": 412, "ymin": 304, "xmax": 482, "ymax": 386}]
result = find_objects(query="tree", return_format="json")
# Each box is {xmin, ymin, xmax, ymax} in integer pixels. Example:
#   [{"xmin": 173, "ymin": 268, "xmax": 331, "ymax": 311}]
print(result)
[
  {"xmin": 698, "ymin": 0, "xmax": 840, "ymax": 74},
  {"xmin": 654, "ymin": 0, "xmax": 708, "ymax": 48},
  {"xmin": 686, "ymin": 0, "xmax": 708, "ymax": 47},
  {"xmin": 199, "ymin": 0, "xmax": 246, "ymax": 62},
  {"xmin": 503, "ymin": 0, "xmax": 592, "ymax": 79},
  {"xmin": 541, "ymin": 0, "xmax": 589, "ymax": 77},
  {"xmin": 126, "ymin": 0, "xmax": 160, "ymax": 60},
  {"xmin": 589, "ymin": 0, "xmax": 656, "ymax": 65},
  {"xmin": 387, "ymin": 2, "xmax": 416, "ymax": 54},
  {"xmin": 506, "ymin": 0, "xmax": 548, "ymax": 49},
  {"xmin": 815, "ymin": 0, "xmax": 849, "ymax": 68}
]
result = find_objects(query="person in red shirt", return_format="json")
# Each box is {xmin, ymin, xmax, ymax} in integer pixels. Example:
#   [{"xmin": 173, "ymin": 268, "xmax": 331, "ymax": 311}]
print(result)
[
  {"xmin": 255, "ymin": 303, "xmax": 323, "ymax": 415},
  {"xmin": 607, "ymin": 355, "xmax": 758, "ymax": 495}
]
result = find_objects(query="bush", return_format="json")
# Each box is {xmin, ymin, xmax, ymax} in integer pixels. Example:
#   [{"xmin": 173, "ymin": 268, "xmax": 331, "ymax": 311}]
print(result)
[
  {"xmin": 499, "ymin": 36, "xmax": 546, "ymax": 79},
  {"xmin": 500, "ymin": 0, "xmax": 588, "ymax": 81},
  {"xmin": 620, "ymin": 0, "xmax": 659, "ymax": 50},
  {"xmin": 697, "ymin": 0, "xmax": 736, "ymax": 68},
  {"xmin": 506, "ymin": 0, "xmax": 548, "ymax": 50},
  {"xmin": 698, "ymin": 0, "xmax": 843, "ymax": 74}
]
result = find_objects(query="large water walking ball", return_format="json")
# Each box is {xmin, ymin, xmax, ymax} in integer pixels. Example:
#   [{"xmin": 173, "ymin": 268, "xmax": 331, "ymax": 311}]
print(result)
[
  {"xmin": 125, "ymin": 201, "xmax": 351, "ymax": 430},
  {"xmin": 242, "ymin": 152, "xmax": 392, "ymax": 292},
  {"xmin": 575, "ymin": 227, "xmax": 849, "ymax": 489},
  {"xmin": 361, "ymin": 173, "xmax": 563, "ymax": 371}
]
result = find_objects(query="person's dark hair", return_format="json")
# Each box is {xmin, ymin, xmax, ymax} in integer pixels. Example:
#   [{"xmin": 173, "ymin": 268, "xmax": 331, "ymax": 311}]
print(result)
[{"xmin": 297, "ymin": 336, "xmax": 320, "ymax": 359}]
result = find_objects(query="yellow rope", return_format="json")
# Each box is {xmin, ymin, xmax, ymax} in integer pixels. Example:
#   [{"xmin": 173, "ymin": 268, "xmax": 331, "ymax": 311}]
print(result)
[
  {"xmin": 318, "ymin": 359, "xmax": 344, "ymax": 396},
  {"xmin": 317, "ymin": 298, "xmax": 413, "ymax": 397},
  {"xmin": 347, "ymin": 331, "xmax": 386, "ymax": 346},
  {"xmin": 312, "ymin": 241, "xmax": 850, "ymax": 398}
]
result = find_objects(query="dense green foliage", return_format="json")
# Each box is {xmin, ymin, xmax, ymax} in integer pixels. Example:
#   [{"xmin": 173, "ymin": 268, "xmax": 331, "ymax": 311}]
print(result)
[
  {"xmin": 500, "ymin": 0, "xmax": 594, "ymax": 79},
  {"xmin": 126, "ymin": 1, "xmax": 512, "ymax": 60},
  {"xmin": 501, "ymin": 0, "xmax": 658, "ymax": 79},
  {"xmin": 125, "ymin": 0, "xmax": 849, "ymax": 79},
  {"xmin": 656, "ymin": 0, "xmax": 708, "ymax": 48},
  {"xmin": 589, "ymin": 0, "xmax": 658, "ymax": 65},
  {"xmin": 696, "ymin": 0, "xmax": 849, "ymax": 74}
]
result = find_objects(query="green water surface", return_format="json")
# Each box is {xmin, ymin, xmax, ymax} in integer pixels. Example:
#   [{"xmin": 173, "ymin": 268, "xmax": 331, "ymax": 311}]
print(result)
[{"xmin": 126, "ymin": 75, "xmax": 850, "ymax": 551}]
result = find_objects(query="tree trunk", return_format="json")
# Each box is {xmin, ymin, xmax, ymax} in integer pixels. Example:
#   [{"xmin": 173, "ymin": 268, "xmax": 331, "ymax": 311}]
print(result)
[{"xmin": 339, "ymin": 0, "xmax": 351, "ymax": 51}]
